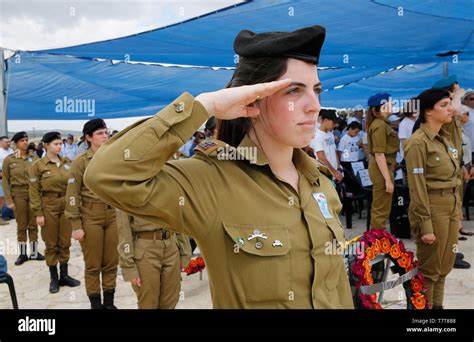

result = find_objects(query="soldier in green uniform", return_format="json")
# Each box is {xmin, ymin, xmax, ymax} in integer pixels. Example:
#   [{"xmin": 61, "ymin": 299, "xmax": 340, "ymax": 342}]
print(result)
[
  {"xmin": 29, "ymin": 132, "xmax": 81, "ymax": 293},
  {"xmin": 84, "ymin": 25, "xmax": 354, "ymax": 309},
  {"xmin": 366, "ymin": 93, "xmax": 400, "ymax": 228},
  {"xmin": 405, "ymin": 88, "xmax": 461, "ymax": 309},
  {"xmin": 65, "ymin": 119, "xmax": 119, "ymax": 309},
  {"xmin": 116, "ymin": 211, "xmax": 188, "ymax": 309},
  {"xmin": 2, "ymin": 132, "xmax": 44, "ymax": 265}
]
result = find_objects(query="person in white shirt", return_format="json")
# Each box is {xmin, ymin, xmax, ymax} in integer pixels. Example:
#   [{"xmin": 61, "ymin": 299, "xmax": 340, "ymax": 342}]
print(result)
[
  {"xmin": 337, "ymin": 121, "xmax": 363, "ymax": 164},
  {"xmin": 347, "ymin": 105, "xmax": 366, "ymax": 130},
  {"xmin": 61, "ymin": 134, "xmax": 79, "ymax": 160},
  {"xmin": 310, "ymin": 109, "xmax": 342, "ymax": 182},
  {"xmin": 398, "ymin": 98, "xmax": 418, "ymax": 161},
  {"xmin": 0, "ymin": 136, "xmax": 14, "ymax": 225}
]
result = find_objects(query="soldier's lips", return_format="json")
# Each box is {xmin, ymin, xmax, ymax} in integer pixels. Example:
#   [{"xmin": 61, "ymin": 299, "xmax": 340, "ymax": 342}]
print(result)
[{"xmin": 298, "ymin": 120, "xmax": 316, "ymax": 129}]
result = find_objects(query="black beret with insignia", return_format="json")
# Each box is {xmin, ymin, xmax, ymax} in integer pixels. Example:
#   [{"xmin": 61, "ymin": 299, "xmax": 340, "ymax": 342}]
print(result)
[
  {"xmin": 83, "ymin": 118, "xmax": 107, "ymax": 136},
  {"xmin": 12, "ymin": 131, "xmax": 28, "ymax": 143},
  {"xmin": 42, "ymin": 131, "xmax": 61, "ymax": 143},
  {"xmin": 234, "ymin": 25, "xmax": 326, "ymax": 65}
]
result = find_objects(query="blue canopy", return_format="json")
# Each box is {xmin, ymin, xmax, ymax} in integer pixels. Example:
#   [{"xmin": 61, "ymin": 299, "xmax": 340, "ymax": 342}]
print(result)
[
  {"xmin": 42, "ymin": 0, "xmax": 474, "ymax": 68},
  {"xmin": 5, "ymin": 0, "xmax": 473, "ymax": 120},
  {"xmin": 6, "ymin": 52, "xmax": 472, "ymax": 120}
]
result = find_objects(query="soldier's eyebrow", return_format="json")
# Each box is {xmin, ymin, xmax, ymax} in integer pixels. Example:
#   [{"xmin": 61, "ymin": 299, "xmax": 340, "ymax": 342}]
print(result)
[{"xmin": 289, "ymin": 81, "xmax": 322, "ymax": 88}]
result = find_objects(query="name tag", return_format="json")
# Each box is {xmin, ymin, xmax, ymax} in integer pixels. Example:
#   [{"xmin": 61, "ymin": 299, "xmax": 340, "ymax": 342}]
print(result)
[
  {"xmin": 68, "ymin": 178, "xmax": 75, "ymax": 184},
  {"xmin": 312, "ymin": 192, "xmax": 333, "ymax": 219},
  {"xmin": 413, "ymin": 168, "xmax": 424, "ymax": 174}
]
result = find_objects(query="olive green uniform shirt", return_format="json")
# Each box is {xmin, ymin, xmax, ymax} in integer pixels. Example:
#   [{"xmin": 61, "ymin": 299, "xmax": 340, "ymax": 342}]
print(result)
[
  {"xmin": 65, "ymin": 149, "xmax": 105, "ymax": 231},
  {"xmin": 368, "ymin": 117, "xmax": 400, "ymax": 161},
  {"xmin": 2, "ymin": 151, "xmax": 38, "ymax": 205},
  {"xmin": 404, "ymin": 123, "xmax": 461, "ymax": 236},
  {"xmin": 84, "ymin": 93, "xmax": 354, "ymax": 309},
  {"xmin": 28, "ymin": 156, "xmax": 71, "ymax": 216}
]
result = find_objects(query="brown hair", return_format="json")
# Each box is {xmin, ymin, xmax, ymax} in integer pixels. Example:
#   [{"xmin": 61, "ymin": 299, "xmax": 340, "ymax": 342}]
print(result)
[
  {"xmin": 217, "ymin": 56, "xmax": 289, "ymax": 147},
  {"xmin": 365, "ymin": 106, "xmax": 383, "ymax": 129}
]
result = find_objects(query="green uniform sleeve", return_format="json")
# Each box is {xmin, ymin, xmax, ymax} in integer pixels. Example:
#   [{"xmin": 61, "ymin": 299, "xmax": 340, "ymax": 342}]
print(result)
[
  {"xmin": 370, "ymin": 121, "xmax": 387, "ymax": 153},
  {"xmin": 405, "ymin": 140, "xmax": 433, "ymax": 235},
  {"xmin": 116, "ymin": 210, "xmax": 139, "ymax": 282},
  {"xmin": 2, "ymin": 157, "xmax": 13, "ymax": 206},
  {"xmin": 28, "ymin": 161, "xmax": 43, "ymax": 216},
  {"xmin": 84, "ymin": 93, "xmax": 218, "ymax": 241},
  {"xmin": 65, "ymin": 157, "xmax": 84, "ymax": 231},
  {"xmin": 176, "ymin": 233, "xmax": 192, "ymax": 268}
]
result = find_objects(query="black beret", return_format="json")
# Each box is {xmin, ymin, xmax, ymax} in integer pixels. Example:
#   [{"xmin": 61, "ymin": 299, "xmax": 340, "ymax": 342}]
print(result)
[
  {"xmin": 42, "ymin": 132, "xmax": 61, "ymax": 143},
  {"xmin": 234, "ymin": 25, "xmax": 326, "ymax": 64},
  {"xmin": 83, "ymin": 118, "xmax": 107, "ymax": 136},
  {"xmin": 12, "ymin": 131, "xmax": 28, "ymax": 143}
]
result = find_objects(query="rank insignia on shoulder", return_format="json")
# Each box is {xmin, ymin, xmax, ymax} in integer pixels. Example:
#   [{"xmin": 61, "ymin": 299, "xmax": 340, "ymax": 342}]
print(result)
[{"xmin": 197, "ymin": 141, "xmax": 217, "ymax": 151}]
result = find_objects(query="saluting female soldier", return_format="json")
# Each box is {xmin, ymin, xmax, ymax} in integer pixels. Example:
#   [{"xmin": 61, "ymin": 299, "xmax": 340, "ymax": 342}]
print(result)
[
  {"xmin": 84, "ymin": 25, "xmax": 353, "ymax": 309},
  {"xmin": 29, "ymin": 132, "xmax": 80, "ymax": 294},
  {"xmin": 65, "ymin": 119, "xmax": 119, "ymax": 309},
  {"xmin": 405, "ymin": 89, "xmax": 461, "ymax": 309},
  {"xmin": 2, "ymin": 132, "xmax": 44, "ymax": 265},
  {"xmin": 366, "ymin": 93, "xmax": 399, "ymax": 228}
]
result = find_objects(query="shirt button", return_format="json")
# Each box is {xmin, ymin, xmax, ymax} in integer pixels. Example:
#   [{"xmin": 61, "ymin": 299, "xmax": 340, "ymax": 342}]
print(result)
[
  {"xmin": 174, "ymin": 102, "xmax": 185, "ymax": 113},
  {"xmin": 255, "ymin": 241, "xmax": 263, "ymax": 249}
]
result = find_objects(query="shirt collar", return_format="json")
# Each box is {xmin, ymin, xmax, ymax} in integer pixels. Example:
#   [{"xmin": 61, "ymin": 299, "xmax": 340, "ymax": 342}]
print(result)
[
  {"xmin": 85, "ymin": 148, "xmax": 95, "ymax": 159},
  {"xmin": 421, "ymin": 122, "xmax": 452, "ymax": 141},
  {"xmin": 237, "ymin": 134, "xmax": 321, "ymax": 185}
]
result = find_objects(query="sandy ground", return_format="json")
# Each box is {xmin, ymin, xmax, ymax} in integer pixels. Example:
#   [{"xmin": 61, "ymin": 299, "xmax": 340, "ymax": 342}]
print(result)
[{"xmin": 0, "ymin": 208, "xmax": 472, "ymax": 309}]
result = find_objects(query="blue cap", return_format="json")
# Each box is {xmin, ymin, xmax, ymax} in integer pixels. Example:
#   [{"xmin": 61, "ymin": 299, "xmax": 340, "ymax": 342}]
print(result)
[
  {"xmin": 432, "ymin": 75, "xmax": 457, "ymax": 89},
  {"xmin": 367, "ymin": 93, "xmax": 391, "ymax": 107},
  {"xmin": 354, "ymin": 105, "xmax": 364, "ymax": 111}
]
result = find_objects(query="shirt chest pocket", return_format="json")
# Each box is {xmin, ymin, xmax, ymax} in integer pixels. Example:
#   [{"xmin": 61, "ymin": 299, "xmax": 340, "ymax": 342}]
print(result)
[
  {"xmin": 9, "ymin": 163, "xmax": 23, "ymax": 177},
  {"xmin": 222, "ymin": 222, "xmax": 291, "ymax": 303},
  {"xmin": 426, "ymin": 153, "xmax": 445, "ymax": 169},
  {"xmin": 40, "ymin": 171, "xmax": 55, "ymax": 188}
]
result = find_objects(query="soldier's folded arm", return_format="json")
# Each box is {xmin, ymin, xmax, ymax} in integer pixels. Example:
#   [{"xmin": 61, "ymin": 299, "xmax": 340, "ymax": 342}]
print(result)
[
  {"xmin": 65, "ymin": 157, "xmax": 85, "ymax": 231},
  {"xmin": 84, "ymin": 93, "xmax": 219, "ymax": 241},
  {"xmin": 405, "ymin": 140, "xmax": 433, "ymax": 235}
]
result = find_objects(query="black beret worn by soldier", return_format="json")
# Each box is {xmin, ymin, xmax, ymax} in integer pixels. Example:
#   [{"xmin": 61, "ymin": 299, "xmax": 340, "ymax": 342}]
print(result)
[
  {"xmin": 84, "ymin": 25, "xmax": 354, "ymax": 309},
  {"xmin": 12, "ymin": 131, "xmax": 28, "ymax": 143},
  {"xmin": 42, "ymin": 132, "xmax": 61, "ymax": 144},
  {"xmin": 83, "ymin": 118, "xmax": 107, "ymax": 136}
]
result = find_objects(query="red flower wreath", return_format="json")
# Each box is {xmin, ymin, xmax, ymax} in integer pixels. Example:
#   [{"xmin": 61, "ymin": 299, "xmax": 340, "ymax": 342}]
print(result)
[
  {"xmin": 184, "ymin": 256, "xmax": 206, "ymax": 276},
  {"xmin": 349, "ymin": 228, "xmax": 427, "ymax": 309}
]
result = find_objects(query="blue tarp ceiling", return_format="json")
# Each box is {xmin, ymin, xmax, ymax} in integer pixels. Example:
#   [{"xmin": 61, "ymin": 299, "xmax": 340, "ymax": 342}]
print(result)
[
  {"xmin": 5, "ymin": 0, "xmax": 474, "ymax": 120},
  {"xmin": 6, "ymin": 52, "xmax": 472, "ymax": 120},
  {"xmin": 42, "ymin": 0, "xmax": 474, "ymax": 68}
]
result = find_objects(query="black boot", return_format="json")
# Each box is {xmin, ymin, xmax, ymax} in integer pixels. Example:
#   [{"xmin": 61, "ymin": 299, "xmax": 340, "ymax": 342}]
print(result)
[
  {"xmin": 15, "ymin": 243, "xmax": 28, "ymax": 265},
  {"xmin": 58, "ymin": 263, "xmax": 81, "ymax": 287},
  {"xmin": 103, "ymin": 289, "xmax": 117, "ymax": 309},
  {"xmin": 49, "ymin": 265, "xmax": 60, "ymax": 293},
  {"xmin": 29, "ymin": 241, "xmax": 45, "ymax": 261},
  {"xmin": 88, "ymin": 294, "xmax": 103, "ymax": 309},
  {"xmin": 15, "ymin": 254, "xmax": 29, "ymax": 266}
]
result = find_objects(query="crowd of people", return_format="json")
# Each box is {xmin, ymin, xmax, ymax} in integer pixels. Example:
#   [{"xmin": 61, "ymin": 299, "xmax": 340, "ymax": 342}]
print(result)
[{"xmin": 0, "ymin": 24, "xmax": 472, "ymax": 310}]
